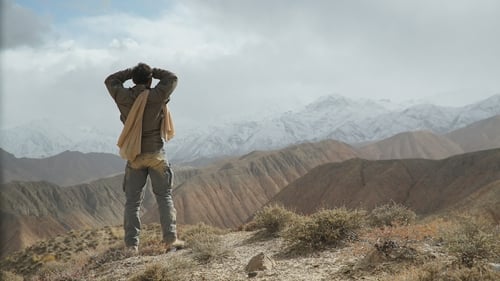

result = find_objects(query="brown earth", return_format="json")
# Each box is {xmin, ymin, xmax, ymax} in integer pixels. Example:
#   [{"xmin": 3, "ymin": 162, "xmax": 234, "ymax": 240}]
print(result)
[
  {"xmin": 360, "ymin": 130, "xmax": 464, "ymax": 160},
  {"xmin": 446, "ymin": 115, "xmax": 500, "ymax": 152},
  {"xmin": 270, "ymin": 149, "xmax": 500, "ymax": 217},
  {"xmin": 144, "ymin": 140, "xmax": 361, "ymax": 228},
  {"xmin": 1, "ymin": 115, "xmax": 499, "ymax": 258},
  {"xmin": 0, "ymin": 149, "xmax": 125, "ymax": 186}
]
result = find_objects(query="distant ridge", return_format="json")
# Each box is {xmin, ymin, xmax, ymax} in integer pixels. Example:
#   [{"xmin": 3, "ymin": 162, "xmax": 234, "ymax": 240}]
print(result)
[
  {"xmin": 2, "ymin": 95, "xmax": 499, "ymax": 162},
  {"xmin": 145, "ymin": 140, "xmax": 361, "ymax": 228},
  {"xmin": 0, "ymin": 149, "xmax": 125, "ymax": 186},
  {"xmin": 1, "ymin": 114, "xmax": 499, "ymax": 256},
  {"xmin": 446, "ymin": 115, "xmax": 500, "ymax": 152},
  {"xmin": 360, "ymin": 130, "xmax": 464, "ymax": 160},
  {"xmin": 270, "ymin": 149, "xmax": 500, "ymax": 219},
  {"xmin": 0, "ymin": 140, "xmax": 360, "ymax": 256}
]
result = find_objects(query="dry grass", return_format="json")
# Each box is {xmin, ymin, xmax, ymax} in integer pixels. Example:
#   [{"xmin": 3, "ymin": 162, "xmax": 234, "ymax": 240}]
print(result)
[
  {"xmin": 369, "ymin": 201, "xmax": 417, "ymax": 227},
  {"xmin": 284, "ymin": 207, "xmax": 365, "ymax": 253},
  {"xmin": 128, "ymin": 256, "xmax": 196, "ymax": 281},
  {"xmin": 252, "ymin": 204, "xmax": 299, "ymax": 237},
  {"xmin": 180, "ymin": 223, "xmax": 231, "ymax": 264},
  {"xmin": 442, "ymin": 215, "xmax": 500, "ymax": 267},
  {"xmin": 2, "ymin": 210, "xmax": 498, "ymax": 281},
  {"xmin": 391, "ymin": 261, "xmax": 500, "ymax": 281},
  {"xmin": 0, "ymin": 270, "xmax": 23, "ymax": 281}
]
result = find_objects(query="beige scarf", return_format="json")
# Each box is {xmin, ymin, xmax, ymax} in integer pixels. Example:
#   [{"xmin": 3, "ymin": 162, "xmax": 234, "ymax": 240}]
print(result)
[{"xmin": 117, "ymin": 90, "xmax": 175, "ymax": 161}]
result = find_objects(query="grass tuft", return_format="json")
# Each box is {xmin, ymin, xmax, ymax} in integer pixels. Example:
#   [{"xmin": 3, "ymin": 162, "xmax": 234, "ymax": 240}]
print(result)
[
  {"xmin": 443, "ymin": 215, "xmax": 500, "ymax": 267},
  {"xmin": 128, "ymin": 256, "xmax": 195, "ymax": 281},
  {"xmin": 180, "ymin": 223, "xmax": 230, "ymax": 264},
  {"xmin": 369, "ymin": 202, "xmax": 417, "ymax": 227},
  {"xmin": 284, "ymin": 207, "xmax": 365, "ymax": 252},
  {"xmin": 252, "ymin": 204, "xmax": 299, "ymax": 237}
]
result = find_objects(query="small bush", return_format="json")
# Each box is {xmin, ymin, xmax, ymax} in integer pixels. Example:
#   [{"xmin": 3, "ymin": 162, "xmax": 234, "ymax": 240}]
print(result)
[
  {"xmin": 368, "ymin": 202, "xmax": 416, "ymax": 227},
  {"xmin": 180, "ymin": 223, "xmax": 230, "ymax": 263},
  {"xmin": 252, "ymin": 204, "xmax": 299, "ymax": 236},
  {"xmin": 30, "ymin": 261, "xmax": 84, "ymax": 281},
  {"xmin": 128, "ymin": 257, "xmax": 195, "ymax": 281},
  {"xmin": 0, "ymin": 271, "xmax": 23, "ymax": 281},
  {"xmin": 443, "ymin": 216, "xmax": 499, "ymax": 267},
  {"xmin": 84, "ymin": 244, "xmax": 136, "ymax": 271},
  {"xmin": 284, "ymin": 208, "xmax": 365, "ymax": 252},
  {"xmin": 188, "ymin": 233, "xmax": 230, "ymax": 264},
  {"xmin": 180, "ymin": 223, "xmax": 227, "ymax": 242},
  {"xmin": 406, "ymin": 262, "xmax": 500, "ymax": 281}
]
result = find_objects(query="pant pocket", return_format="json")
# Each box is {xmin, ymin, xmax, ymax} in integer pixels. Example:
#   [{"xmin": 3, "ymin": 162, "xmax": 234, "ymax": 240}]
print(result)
[{"xmin": 165, "ymin": 164, "xmax": 174, "ymax": 188}]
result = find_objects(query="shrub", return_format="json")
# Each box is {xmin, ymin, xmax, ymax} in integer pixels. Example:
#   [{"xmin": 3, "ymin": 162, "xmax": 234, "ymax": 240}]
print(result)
[
  {"xmin": 284, "ymin": 208, "xmax": 365, "ymax": 252},
  {"xmin": 84, "ymin": 244, "xmax": 136, "ymax": 271},
  {"xmin": 406, "ymin": 262, "xmax": 500, "ymax": 281},
  {"xmin": 180, "ymin": 223, "xmax": 230, "ymax": 264},
  {"xmin": 128, "ymin": 257, "xmax": 195, "ymax": 281},
  {"xmin": 30, "ymin": 261, "xmax": 84, "ymax": 281},
  {"xmin": 188, "ymin": 233, "xmax": 230, "ymax": 264},
  {"xmin": 252, "ymin": 204, "xmax": 299, "ymax": 236},
  {"xmin": 369, "ymin": 202, "xmax": 417, "ymax": 227},
  {"xmin": 443, "ymin": 215, "xmax": 499, "ymax": 267},
  {"xmin": 180, "ymin": 223, "xmax": 227, "ymax": 242},
  {"xmin": 0, "ymin": 271, "xmax": 23, "ymax": 281}
]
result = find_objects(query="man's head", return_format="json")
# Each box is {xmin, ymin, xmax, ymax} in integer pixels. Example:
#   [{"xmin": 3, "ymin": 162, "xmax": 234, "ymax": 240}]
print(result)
[{"xmin": 132, "ymin": 63, "xmax": 153, "ymax": 85}]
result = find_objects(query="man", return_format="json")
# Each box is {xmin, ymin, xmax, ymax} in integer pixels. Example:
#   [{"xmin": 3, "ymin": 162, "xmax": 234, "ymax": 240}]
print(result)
[{"xmin": 105, "ymin": 63, "xmax": 183, "ymax": 252}]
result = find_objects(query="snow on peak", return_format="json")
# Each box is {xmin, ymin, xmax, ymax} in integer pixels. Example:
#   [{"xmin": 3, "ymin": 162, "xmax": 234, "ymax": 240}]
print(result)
[{"xmin": 2, "ymin": 94, "xmax": 500, "ymax": 161}]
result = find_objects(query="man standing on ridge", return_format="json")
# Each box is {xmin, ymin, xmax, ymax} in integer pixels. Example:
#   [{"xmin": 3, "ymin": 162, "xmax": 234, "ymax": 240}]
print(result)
[{"xmin": 105, "ymin": 62, "xmax": 183, "ymax": 252}]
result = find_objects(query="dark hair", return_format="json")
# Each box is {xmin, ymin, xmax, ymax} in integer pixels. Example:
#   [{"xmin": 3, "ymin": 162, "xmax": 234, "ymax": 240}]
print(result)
[{"xmin": 132, "ymin": 63, "xmax": 153, "ymax": 84}]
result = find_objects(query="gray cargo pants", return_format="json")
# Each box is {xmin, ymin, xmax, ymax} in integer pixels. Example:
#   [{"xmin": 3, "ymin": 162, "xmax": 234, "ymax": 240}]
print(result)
[{"xmin": 123, "ymin": 151, "xmax": 177, "ymax": 247}]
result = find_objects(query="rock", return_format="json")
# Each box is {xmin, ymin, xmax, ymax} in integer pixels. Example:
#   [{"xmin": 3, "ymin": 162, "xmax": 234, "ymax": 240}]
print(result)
[
  {"xmin": 489, "ymin": 263, "xmax": 500, "ymax": 272},
  {"xmin": 247, "ymin": 271, "xmax": 258, "ymax": 278},
  {"xmin": 245, "ymin": 252, "xmax": 275, "ymax": 272}
]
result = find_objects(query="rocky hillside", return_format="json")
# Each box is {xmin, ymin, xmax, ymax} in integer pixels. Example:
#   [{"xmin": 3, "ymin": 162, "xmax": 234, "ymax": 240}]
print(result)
[
  {"xmin": 1, "ymin": 207, "xmax": 499, "ymax": 280},
  {"xmin": 0, "ymin": 149, "xmax": 125, "ymax": 186},
  {"xmin": 0, "ymin": 140, "xmax": 360, "ymax": 257},
  {"xmin": 445, "ymin": 115, "xmax": 500, "ymax": 152},
  {"xmin": 144, "ymin": 140, "xmax": 361, "ymax": 228},
  {"xmin": 270, "ymin": 149, "xmax": 500, "ymax": 220},
  {"xmin": 359, "ymin": 130, "xmax": 464, "ymax": 160},
  {"xmin": 1, "ymin": 115, "xmax": 499, "ymax": 258}
]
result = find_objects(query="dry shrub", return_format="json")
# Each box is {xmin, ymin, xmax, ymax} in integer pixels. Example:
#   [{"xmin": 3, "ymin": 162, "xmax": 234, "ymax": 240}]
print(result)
[
  {"xmin": 397, "ymin": 262, "xmax": 500, "ymax": 281},
  {"xmin": 128, "ymin": 256, "xmax": 195, "ymax": 281},
  {"xmin": 369, "ymin": 202, "xmax": 417, "ymax": 227},
  {"xmin": 84, "ymin": 244, "xmax": 136, "ymax": 271},
  {"xmin": 138, "ymin": 224, "xmax": 164, "ymax": 256},
  {"xmin": 252, "ymin": 204, "xmax": 299, "ymax": 236},
  {"xmin": 284, "ymin": 208, "xmax": 365, "ymax": 252},
  {"xmin": 180, "ymin": 223, "xmax": 227, "ymax": 242},
  {"xmin": 0, "ymin": 271, "xmax": 23, "ymax": 281},
  {"xmin": 443, "ymin": 215, "xmax": 499, "ymax": 267},
  {"xmin": 28, "ymin": 261, "xmax": 87, "ymax": 281},
  {"xmin": 181, "ymin": 223, "xmax": 230, "ymax": 264}
]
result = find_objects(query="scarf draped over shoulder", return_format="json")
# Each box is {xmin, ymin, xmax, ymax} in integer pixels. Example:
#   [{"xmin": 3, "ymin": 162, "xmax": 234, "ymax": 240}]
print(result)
[{"xmin": 117, "ymin": 89, "xmax": 174, "ymax": 161}]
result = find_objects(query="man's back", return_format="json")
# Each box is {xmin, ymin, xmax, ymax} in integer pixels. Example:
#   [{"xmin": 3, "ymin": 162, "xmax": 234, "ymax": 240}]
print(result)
[{"xmin": 105, "ymin": 67, "xmax": 178, "ymax": 153}]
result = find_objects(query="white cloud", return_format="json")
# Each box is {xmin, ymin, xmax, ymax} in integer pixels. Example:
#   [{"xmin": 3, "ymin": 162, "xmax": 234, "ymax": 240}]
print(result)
[
  {"xmin": 2, "ymin": 0, "xmax": 500, "ymax": 134},
  {"xmin": 0, "ymin": 0, "xmax": 51, "ymax": 48}
]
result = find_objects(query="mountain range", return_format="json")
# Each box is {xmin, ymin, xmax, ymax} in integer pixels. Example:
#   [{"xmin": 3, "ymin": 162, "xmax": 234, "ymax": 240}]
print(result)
[
  {"xmin": 167, "ymin": 94, "xmax": 500, "ymax": 162},
  {"xmin": 1, "ymin": 113, "xmax": 499, "ymax": 256},
  {"xmin": 0, "ymin": 149, "xmax": 125, "ymax": 186},
  {"xmin": 1, "ymin": 94, "xmax": 499, "ymax": 162},
  {"xmin": 2, "ymin": 114, "xmax": 498, "ymax": 187}
]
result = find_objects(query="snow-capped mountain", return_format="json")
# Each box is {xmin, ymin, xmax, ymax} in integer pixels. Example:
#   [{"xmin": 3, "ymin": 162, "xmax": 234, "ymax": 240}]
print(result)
[
  {"xmin": 0, "ymin": 120, "xmax": 118, "ymax": 158},
  {"xmin": 167, "ymin": 94, "xmax": 500, "ymax": 162},
  {"xmin": 1, "ymin": 94, "xmax": 499, "ymax": 161}
]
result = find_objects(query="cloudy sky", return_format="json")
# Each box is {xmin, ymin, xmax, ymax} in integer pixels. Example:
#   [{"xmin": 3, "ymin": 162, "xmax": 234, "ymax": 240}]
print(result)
[{"xmin": 1, "ymin": 0, "xmax": 500, "ymax": 132}]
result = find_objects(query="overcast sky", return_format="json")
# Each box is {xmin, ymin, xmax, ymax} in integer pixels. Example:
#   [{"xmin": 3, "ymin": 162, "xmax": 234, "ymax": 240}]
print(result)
[{"xmin": 1, "ymin": 0, "xmax": 499, "ymax": 132}]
